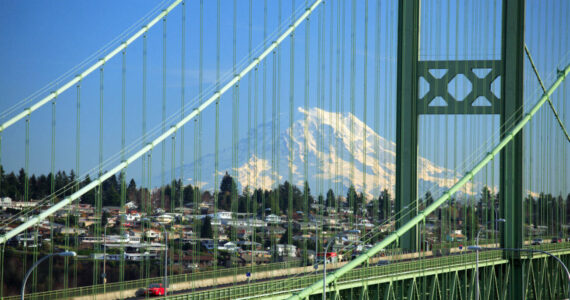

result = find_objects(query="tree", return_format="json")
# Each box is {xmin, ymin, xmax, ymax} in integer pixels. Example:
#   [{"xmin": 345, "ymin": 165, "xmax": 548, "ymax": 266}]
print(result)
[
  {"xmin": 347, "ymin": 185, "xmax": 357, "ymax": 213},
  {"xmin": 102, "ymin": 210, "xmax": 109, "ymax": 227},
  {"xmin": 201, "ymin": 216, "xmax": 213, "ymax": 238},
  {"xmin": 326, "ymin": 189, "xmax": 335, "ymax": 208},
  {"xmin": 425, "ymin": 191, "xmax": 434, "ymax": 206},
  {"xmin": 379, "ymin": 189, "xmax": 391, "ymax": 220}
]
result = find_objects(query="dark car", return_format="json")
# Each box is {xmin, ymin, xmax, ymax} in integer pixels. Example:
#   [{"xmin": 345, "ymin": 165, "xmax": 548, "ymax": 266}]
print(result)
[
  {"xmin": 531, "ymin": 238, "xmax": 542, "ymax": 245},
  {"xmin": 145, "ymin": 283, "xmax": 166, "ymax": 296},
  {"xmin": 551, "ymin": 237, "xmax": 562, "ymax": 244}
]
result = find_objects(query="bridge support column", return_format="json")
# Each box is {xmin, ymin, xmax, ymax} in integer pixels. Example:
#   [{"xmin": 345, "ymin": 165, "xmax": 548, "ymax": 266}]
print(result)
[
  {"xmin": 500, "ymin": 0, "xmax": 525, "ymax": 299},
  {"xmin": 395, "ymin": 0, "xmax": 420, "ymax": 252}
]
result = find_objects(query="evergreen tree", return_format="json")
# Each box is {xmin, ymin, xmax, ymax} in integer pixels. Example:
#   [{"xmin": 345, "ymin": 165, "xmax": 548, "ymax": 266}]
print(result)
[
  {"xmin": 201, "ymin": 216, "xmax": 213, "ymax": 238},
  {"xmin": 325, "ymin": 189, "xmax": 335, "ymax": 208}
]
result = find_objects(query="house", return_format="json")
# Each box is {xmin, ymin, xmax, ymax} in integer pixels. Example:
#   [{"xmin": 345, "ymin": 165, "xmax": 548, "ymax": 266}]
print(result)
[
  {"xmin": 156, "ymin": 214, "xmax": 175, "ymax": 224},
  {"xmin": 265, "ymin": 214, "xmax": 280, "ymax": 224},
  {"xmin": 275, "ymin": 244, "xmax": 297, "ymax": 257},
  {"xmin": 125, "ymin": 201, "xmax": 138, "ymax": 210}
]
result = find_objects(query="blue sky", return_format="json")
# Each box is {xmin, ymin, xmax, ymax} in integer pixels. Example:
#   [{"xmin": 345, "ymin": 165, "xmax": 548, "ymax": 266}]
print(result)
[{"xmin": 0, "ymin": 0, "xmax": 568, "ymax": 197}]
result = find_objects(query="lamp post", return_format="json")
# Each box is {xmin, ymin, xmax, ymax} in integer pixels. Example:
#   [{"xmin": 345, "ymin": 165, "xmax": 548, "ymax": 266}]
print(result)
[
  {"xmin": 468, "ymin": 245, "xmax": 570, "ymax": 300},
  {"xmin": 323, "ymin": 235, "xmax": 347, "ymax": 300},
  {"xmin": 142, "ymin": 218, "xmax": 168, "ymax": 296},
  {"xmin": 474, "ymin": 218, "xmax": 505, "ymax": 300},
  {"xmin": 21, "ymin": 251, "xmax": 76, "ymax": 300}
]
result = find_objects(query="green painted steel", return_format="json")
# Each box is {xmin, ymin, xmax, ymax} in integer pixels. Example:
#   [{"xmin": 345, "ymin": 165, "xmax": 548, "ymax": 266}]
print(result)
[
  {"xmin": 417, "ymin": 60, "xmax": 503, "ymax": 115},
  {"xmin": 143, "ymin": 245, "xmax": 570, "ymax": 300},
  {"xmin": 0, "ymin": 0, "xmax": 324, "ymax": 246},
  {"xmin": 287, "ymin": 62, "xmax": 570, "ymax": 300},
  {"xmin": 500, "ymin": 1, "xmax": 525, "ymax": 300},
  {"xmin": 395, "ymin": 0, "xmax": 420, "ymax": 252},
  {"xmin": 0, "ymin": 0, "xmax": 183, "ymax": 134}
]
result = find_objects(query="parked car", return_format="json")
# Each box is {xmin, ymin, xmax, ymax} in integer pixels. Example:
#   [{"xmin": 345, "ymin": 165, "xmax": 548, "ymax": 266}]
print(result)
[
  {"xmin": 531, "ymin": 238, "xmax": 542, "ymax": 245},
  {"xmin": 145, "ymin": 283, "xmax": 166, "ymax": 296},
  {"xmin": 551, "ymin": 237, "xmax": 562, "ymax": 244}
]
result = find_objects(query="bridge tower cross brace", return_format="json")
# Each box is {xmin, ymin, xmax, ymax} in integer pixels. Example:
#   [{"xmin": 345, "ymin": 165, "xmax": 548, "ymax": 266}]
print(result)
[{"xmin": 395, "ymin": 1, "xmax": 524, "ymax": 299}]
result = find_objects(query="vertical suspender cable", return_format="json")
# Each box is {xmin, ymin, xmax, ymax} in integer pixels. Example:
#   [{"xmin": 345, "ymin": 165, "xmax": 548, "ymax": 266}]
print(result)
[
  {"xmin": 140, "ymin": 31, "xmax": 147, "ymax": 280},
  {"xmin": 213, "ymin": 0, "xmax": 220, "ymax": 286},
  {"xmin": 179, "ymin": 1, "xmax": 186, "ymax": 286},
  {"xmin": 243, "ymin": 0, "xmax": 251, "ymax": 278},
  {"xmin": 261, "ymin": 0, "xmax": 268, "ymax": 229},
  {"xmin": 94, "ymin": 63, "xmax": 104, "ymax": 291},
  {"xmin": 0, "ymin": 130, "xmax": 2, "ymax": 298},
  {"xmin": 373, "ymin": 0, "xmax": 380, "ymax": 226},
  {"xmin": 232, "ymin": 0, "xmax": 239, "ymax": 288},
  {"xmin": 362, "ymin": 0, "xmax": 368, "ymax": 234},
  {"xmin": 74, "ymin": 81, "xmax": 81, "ymax": 288},
  {"xmin": 162, "ymin": 15, "xmax": 167, "ymax": 212},
  {"xmin": 145, "ymin": 151, "xmax": 152, "ymax": 282},
  {"xmin": 328, "ymin": 0, "xmax": 334, "ymax": 217},
  {"xmin": 271, "ymin": 2, "xmax": 278, "ymax": 263},
  {"xmin": 120, "ymin": 47, "xmax": 126, "ymax": 296},
  {"xmin": 316, "ymin": 1, "xmax": 322, "ymax": 253},
  {"xmin": 349, "ymin": 0, "xmax": 356, "ymax": 226},
  {"xmin": 335, "ymin": 0, "xmax": 341, "ymax": 216},
  {"xmin": 303, "ymin": 0, "xmax": 310, "ymax": 267},
  {"xmin": 340, "ymin": 0, "xmax": 346, "ymax": 218},
  {"xmin": 288, "ymin": 0, "xmax": 295, "ymax": 247}
]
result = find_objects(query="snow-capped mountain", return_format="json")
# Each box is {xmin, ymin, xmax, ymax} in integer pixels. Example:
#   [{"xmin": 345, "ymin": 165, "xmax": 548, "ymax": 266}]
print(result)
[{"xmin": 177, "ymin": 107, "xmax": 472, "ymax": 200}]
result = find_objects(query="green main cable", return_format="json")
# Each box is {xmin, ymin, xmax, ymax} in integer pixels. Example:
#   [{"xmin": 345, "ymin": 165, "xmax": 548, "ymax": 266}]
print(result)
[
  {"xmin": 0, "ymin": 0, "xmax": 183, "ymax": 134},
  {"xmin": 288, "ymin": 63, "xmax": 570, "ymax": 300},
  {"xmin": 0, "ymin": 0, "xmax": 324, "ymax": 247}
]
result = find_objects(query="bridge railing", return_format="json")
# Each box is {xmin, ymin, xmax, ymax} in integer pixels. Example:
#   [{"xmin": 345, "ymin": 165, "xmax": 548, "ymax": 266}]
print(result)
[
  {"xmin": 167, "ymin": 244, "xmax": 570, "ymax": 300},
  {"xmin": 5, "ymin": 259, "xmax": 304, "ymax": 300}
]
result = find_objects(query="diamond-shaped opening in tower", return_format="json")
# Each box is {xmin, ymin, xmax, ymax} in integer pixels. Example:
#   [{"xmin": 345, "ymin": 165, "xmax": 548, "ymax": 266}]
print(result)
[
  {"xmin": 428, "ymin": 96, "xmax": 448, "ymax": 107},
  {"xmin": 419, "ymin": 76, "xmax": 430, "ymax": 99},
  {"xmin": 429, "ymin": 69, "xmax": 447, "ymax": 79},
  {"xmin": 472, "ymin": 96, "xmax": 492, "ymax": 107},
  {"xmin": 448, "ymin": 74, "xmax": 472, "ymax": 101},
  {"xmin": 491, "ymin": 76, "xmax": 501, "ymax": 99},
  {"xmin": 472, "ymin": 68, "xmax": 492, "ymax": 78}
]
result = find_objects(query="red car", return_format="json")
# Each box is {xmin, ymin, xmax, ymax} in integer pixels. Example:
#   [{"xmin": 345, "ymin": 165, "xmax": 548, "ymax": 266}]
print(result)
[{"xmin": 145, "ymin": 283, "xmax": 166, "ymax": 296}]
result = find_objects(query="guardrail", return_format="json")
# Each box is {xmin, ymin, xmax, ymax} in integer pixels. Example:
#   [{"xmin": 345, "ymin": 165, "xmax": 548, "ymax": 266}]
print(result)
[{"xmin": 4, "ymin": 259, "xmax": 304, "ymax": 300}]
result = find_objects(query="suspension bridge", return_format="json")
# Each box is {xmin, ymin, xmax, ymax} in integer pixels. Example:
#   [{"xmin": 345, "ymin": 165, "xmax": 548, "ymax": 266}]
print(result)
[{"xmin": 0, "ymin": 0, "xmax": 569, "ymax": 299}]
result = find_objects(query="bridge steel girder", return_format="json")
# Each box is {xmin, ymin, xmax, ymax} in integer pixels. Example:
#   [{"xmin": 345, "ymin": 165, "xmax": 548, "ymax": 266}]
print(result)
[
  {"xmin": 395, "ymin": 0, "xmax": 420, "ymax": 252},
  {"xmin": 499, "ymin": 1, "xmax": 525, "ymax": 300},
  {"xmin": 395, "ymin": 0, "xmax": 526, "ymax": 276}
]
